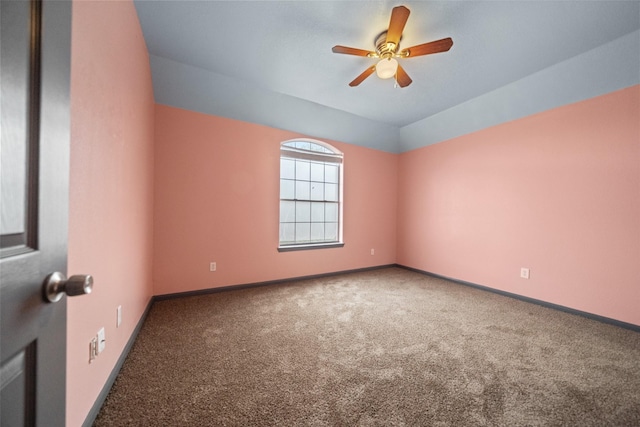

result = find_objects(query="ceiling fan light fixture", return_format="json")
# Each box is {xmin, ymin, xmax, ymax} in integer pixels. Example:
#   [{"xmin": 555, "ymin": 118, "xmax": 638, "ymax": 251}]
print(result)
[
  {"xmin": 333, "ymin": 5, "xmax": 453, "ymax": 87},
  {"xmin": 376, "ymin": 57, "xmax": 398, "ymax": 79}
]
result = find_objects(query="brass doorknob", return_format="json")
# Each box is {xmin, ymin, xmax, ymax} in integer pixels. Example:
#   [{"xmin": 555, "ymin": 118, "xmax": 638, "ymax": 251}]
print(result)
[{"xmin": 43, "ymin": 272, "xmax": 93, "ymax": 303}]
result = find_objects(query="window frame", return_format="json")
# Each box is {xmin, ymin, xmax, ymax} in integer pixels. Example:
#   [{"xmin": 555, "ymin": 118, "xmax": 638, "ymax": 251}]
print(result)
[{"xmin": 278, "ymin": 139, "xmax": 344, "ymax": 252}]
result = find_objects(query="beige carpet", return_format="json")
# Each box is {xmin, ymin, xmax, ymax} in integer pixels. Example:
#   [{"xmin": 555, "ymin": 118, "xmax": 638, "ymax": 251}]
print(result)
[{"xmin": 95, "ymin": 267, "xmax": 640, "ymax": 426}]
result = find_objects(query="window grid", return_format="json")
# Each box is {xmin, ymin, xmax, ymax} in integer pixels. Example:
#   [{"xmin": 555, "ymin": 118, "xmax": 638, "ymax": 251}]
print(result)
[{"xmin": 279, "ymin": 142, "xmax": 342, "ymax": 247}]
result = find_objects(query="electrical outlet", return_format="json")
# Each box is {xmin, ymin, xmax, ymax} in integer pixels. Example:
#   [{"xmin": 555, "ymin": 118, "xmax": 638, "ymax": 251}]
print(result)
[
  {"xmin": 520, "ymin": 268, "xmax": 530, "ymax": 279},
  {"xmin": 371, "ymin": 248, "xmax": 375, "ymax": 255},
  {"xmin": 117, "ymin": 305, "xmax": 122, "ymax": 327},
  {"xmin": 89, "ymin": 337, "xmax": 97, "ymax": 363},
  {"xmin": 210, "ymin": 262, "xmax": 217, "ymax": 272}
]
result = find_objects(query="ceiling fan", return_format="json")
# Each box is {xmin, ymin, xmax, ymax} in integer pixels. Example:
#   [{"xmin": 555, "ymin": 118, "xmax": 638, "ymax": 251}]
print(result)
[{"xmin": 332, "ymin": 5, "xmax": 453, "ymax": 88}]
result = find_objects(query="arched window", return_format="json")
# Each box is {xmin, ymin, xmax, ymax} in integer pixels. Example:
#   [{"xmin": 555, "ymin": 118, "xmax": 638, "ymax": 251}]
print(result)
[{"xmin": 278, "ymin": 139, "xmax": 344, "ymax": 251}]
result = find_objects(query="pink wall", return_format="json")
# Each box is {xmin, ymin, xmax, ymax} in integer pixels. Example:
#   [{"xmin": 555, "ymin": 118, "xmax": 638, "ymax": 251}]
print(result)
[
  {"xmin": 397, "ymin": 85, "xmax": 640, "ymax": 326},
  {"xmin": 153, "ymin": 105, "xmax": 397, "ymax": 295},
  {"xmin": 67, "ymin": 1, "xmax": 155, "ymax": 426}
]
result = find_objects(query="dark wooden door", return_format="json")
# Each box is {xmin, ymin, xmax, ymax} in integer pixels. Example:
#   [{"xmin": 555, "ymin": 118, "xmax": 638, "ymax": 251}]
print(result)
[{"xmin": 1, "ymin": 0, "xmax": 72, "ymax": 425}]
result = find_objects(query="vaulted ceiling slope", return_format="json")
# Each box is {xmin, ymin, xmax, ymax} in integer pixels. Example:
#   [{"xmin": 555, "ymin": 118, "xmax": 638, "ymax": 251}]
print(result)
[{"xmin": 134, "ymin": 1, "xmax": 640, "ymax": 153}]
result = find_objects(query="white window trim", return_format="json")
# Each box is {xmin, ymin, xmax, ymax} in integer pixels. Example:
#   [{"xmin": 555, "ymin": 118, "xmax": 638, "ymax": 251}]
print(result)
[{"xmin": 278, "ymin": 139, "xmax": 344, "ymax": 251}]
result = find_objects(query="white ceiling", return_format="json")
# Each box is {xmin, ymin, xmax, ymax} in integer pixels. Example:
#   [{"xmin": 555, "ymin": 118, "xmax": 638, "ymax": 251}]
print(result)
[{"xmin": 134, "ymin": 1, "xmax": 640, "ymax": 150}]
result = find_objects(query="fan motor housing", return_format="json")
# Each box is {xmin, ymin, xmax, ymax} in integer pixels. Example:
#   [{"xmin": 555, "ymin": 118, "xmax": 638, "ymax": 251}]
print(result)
[{"xmin": 374, "ymin": 31, "xmax": 401, "ymax": 58}]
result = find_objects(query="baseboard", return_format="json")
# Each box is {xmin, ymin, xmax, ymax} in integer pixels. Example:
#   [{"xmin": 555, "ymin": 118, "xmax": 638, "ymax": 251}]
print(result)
[
  {"xmin": 81, "ymin": 297, "xmax": 155, "ymax": 427},
  {"xmin": 397, "ymin": 264, "xmax": 640, "ymax": 333},
  {"xmin": 154, "ymin": 264, "xmax": 397, "ymax": 301}
]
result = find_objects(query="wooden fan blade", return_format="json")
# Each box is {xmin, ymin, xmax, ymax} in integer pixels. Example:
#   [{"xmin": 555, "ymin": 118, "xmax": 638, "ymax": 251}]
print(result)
[
  {"xmin": 349, "ymin": 66, "xmax": 376, "ymax": 87},
  {"xmin": 395, "ymin": 64, "xmax": 412, "ymax": 88},
  {"xmin": 332, "ymin": 45, "xmax": 375, "ymax": 57},
  {"xmin": 400, "ymin": 37, "xmax": 453, "ymax": 57},
  {"xmin": 386, "ymin": 6, "xmax": 410, "ymax": 46}
]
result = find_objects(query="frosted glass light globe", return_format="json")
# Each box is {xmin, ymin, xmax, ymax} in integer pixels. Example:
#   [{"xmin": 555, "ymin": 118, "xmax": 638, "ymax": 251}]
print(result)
[{"xmin": 376, "ymin": 58, "xmax": 398, "ymax": 79}]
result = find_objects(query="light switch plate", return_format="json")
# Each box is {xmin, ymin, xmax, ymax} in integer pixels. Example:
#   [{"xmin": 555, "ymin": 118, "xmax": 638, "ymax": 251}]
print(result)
[{"xmin": 97, "ymin": 327, "xmax": 106, "ymax": 354}]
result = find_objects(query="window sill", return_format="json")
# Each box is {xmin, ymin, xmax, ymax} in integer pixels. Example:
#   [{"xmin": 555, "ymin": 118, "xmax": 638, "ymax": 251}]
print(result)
[{"xmin": 277, "ymin": 242, "xmax": 344, "ymax": 252}]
